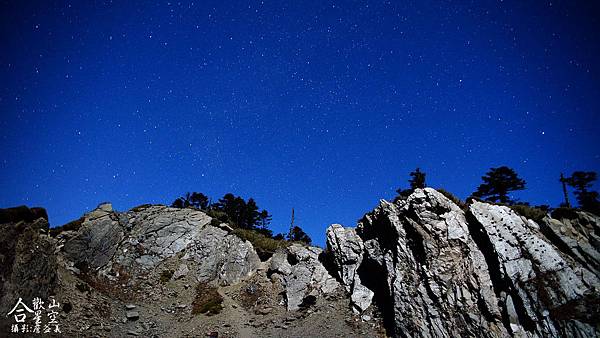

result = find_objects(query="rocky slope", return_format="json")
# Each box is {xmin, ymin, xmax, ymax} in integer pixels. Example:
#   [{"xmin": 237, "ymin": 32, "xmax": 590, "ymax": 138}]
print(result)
[{"xmin": 1, "ymin": 188, "xmax": 599, "ymax": 337}]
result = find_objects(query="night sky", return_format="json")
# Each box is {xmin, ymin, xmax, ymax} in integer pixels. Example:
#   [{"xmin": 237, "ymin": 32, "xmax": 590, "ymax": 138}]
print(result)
[{"xmin": 1, "ymin": 1, "xmax": 599, "ymax": 245}]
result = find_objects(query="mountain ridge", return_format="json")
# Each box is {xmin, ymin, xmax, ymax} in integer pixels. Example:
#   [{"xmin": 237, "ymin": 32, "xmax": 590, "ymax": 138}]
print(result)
[{"xmin": 1, "ymin": 188, "xmax": 598, "ymax": 337}]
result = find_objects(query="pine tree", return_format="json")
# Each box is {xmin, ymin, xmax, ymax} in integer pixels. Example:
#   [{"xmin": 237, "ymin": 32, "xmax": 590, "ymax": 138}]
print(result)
[
  {"xmin": 288, "ymin": 226, "xmax": 312, "ymax": 244},
  {"xmin": 565, "ymin": 171, "xmax": 600, "ymax": 214},
  {"xmin": 409, "ymin": 168, "xmax": 426, "ymax": 189},
  {"xmin": 559, "ymin": 173, "xmax": 571, "ymax": 208},
  {"xmin": 189, "ymin": 192, "xmax": 209, "ymax": 210},
  {"xmin": 473, "ymin": 166, "xmax": 526, "ymax": 204}
]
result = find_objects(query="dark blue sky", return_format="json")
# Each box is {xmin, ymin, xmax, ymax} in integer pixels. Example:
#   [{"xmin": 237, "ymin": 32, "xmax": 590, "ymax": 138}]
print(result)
[{"xmin": 1, "ymin": 1, "xmax": 599, "ymax": 245}]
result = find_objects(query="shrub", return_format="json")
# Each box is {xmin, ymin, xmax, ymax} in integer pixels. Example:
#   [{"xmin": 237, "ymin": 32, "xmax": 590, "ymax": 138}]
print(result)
[
  {"xmin": 510, "ymin": 204, "xmax": 548, "ymax": 224},
  {"xmin": 436, "ymin": 188, "xmax": 464, "ymax": 208},
  {"xmin": 551, "ymin": 207, "xmax": 579, "ymax": 220},
  {"xmin": 287, "ymin": 226, "xmax": 312, "ymax": 245},
  {"xmin": 205, "ymin": 209, "xmax": 231, "ymax": 225},
  {"xmin": 159, "ymin": 269, "xmax": 174, "ymax": 284},
  {"xmin": 192, "ymin": 283, "xmax": 223, "ymax": 315},
  {"xmin": 49, "ymin": 216, "xmax": 85, "ymax": 237},
  {"xmin": 232, "ymin": 228, "xmax": 288, "ymax": 261},
  {"xmin": 130, "ymin": 204, "xmax": 153, "ymax": 212}
]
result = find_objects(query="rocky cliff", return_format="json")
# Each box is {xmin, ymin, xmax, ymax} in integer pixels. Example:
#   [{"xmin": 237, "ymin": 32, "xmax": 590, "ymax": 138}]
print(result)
[
  {"xmin": 1, "ymin": 188, "xmax": 598, "ymax": 337},
  {"xmin": 326, "ymin": 188, "xmax": 600, "ymax": 338}
]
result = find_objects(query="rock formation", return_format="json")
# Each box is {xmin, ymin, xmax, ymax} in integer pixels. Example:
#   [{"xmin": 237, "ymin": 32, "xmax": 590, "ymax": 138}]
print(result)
[
  {"xmin": 325, "ymin": 188, "xmax": 600, "ymax": 338},
  {"xmin": 1, "ymin": 188, "xmax": 599, "ymax": 337}
]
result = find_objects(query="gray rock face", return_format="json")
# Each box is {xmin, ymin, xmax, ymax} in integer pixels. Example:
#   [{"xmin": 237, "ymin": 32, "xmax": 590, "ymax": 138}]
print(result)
[
  {"xmin": 62, "ymin": 204, "xmax": 260, "ymax": 286},
  {"xmin": 62, "ymin": 203, "xmax": 126, "ymax": 269},
  {"xmin": 326, "ymin": 224, "xmax": 372, "ymax": 312},
  {"xmin": 469, "ymin": 201, "xmax": 600, "ymax": 337},
  {"xmin": 182, "ymin": 225, "xmax": 260, "ymax": 285},
  {"xmin": 268, "ymin": 244, "xmax": 339, "ymax": 311},
  {"xmin": 541, "ymin": 209, "xmax": 600, "ymax": 276},
  {"xmin": 326, "ymin": 188, "xmax": 600, "ymax": 338}
]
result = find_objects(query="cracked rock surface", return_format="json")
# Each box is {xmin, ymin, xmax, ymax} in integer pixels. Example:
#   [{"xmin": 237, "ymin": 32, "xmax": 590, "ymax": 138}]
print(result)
[
  {"xmin": 63, "ymin": 204, "xmax": 260, "ymax": 286},
  {"xmin": 326, "ymin": 188, "xmax": 600, "ymax": 338}
]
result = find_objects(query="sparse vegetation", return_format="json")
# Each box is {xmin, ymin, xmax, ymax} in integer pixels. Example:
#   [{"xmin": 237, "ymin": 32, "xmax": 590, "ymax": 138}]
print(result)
[
  {"xmin": 436, "ymin": 188, "xmax": 464, "ymax": 208},
  {"xmin": 287, "ymin": 225, "xmax": 312, "ymax": 245},
  {"xmin": 160, "ymin": 269, "xmax": 174, "ymax": 283},
  {"xmin": 232, "ymin": 228, "xmax": 288, "ymax": 260},
  {"xmin": 510, "ymin": 204, "xmax": 549, "ymax": 224},
  {"xmin": 551, "ymin": 207, "xmax": 579, "ymax": 220},
  {"xmin": 49, "ymin": 216, "xmax": 84, "ymax": 237},
  {"xmin": 191, "ymin": 283, "xmax": 223, "ymax": 315}
]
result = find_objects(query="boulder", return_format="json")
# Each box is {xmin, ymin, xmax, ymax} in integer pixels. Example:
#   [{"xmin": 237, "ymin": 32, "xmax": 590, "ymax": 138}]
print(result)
[{"xmin": 268, "ymin": 244, "xmax": 339, "ymax": 311}]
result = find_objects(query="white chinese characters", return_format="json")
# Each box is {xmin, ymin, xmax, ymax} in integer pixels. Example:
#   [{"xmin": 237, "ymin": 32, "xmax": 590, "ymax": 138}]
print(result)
[{"xmin": 6, "ymin": 297, "xmax": 61, "ymax": 334}]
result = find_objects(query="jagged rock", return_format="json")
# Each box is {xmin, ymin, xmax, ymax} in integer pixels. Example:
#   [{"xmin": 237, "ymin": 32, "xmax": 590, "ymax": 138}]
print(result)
[
  {"xmin": 268, "ymin": 244, "xmax": 339, "ymax": 311},
  {"xmin": 3, "ymin": 189, "xmax": 600, "ymax": 337},
  {"xmin": 326, "ymin": 224, "xmax": 363, "ymax": 288},
  {"xmin": 62, "ymin": 203, "xmax": 126, "ymax": 269},
  {"xmin": 0, "ymin": 205, "xmax": 48, "ymax": 224},
  {"xmin": 541, "ymin": 209, "xmax": 600, "ymax": 276},
  {"xmin": 357, "ymin": 189, "xmax": 506, "ymax": 337},
  {"xmin": 469, "ymin": 200, "xmax": 600, "ymax": 336},
  {"xmin": 327, "ymin": 188, "xmax": 600, "ymax": 337},
  {"xmin": 326, "ymin": 224, "xmax": 373, "ymax": 312}
]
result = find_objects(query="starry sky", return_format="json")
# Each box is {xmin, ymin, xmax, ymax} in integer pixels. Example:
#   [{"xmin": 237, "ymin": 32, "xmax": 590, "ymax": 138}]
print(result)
[{"xmin": 1, "ymin": 1, "xmax": 599, "ymax": 245}]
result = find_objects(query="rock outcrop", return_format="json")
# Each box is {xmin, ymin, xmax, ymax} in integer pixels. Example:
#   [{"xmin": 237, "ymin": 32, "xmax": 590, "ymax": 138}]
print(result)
[
  {"xmin": 268, "ymin": 244, "xmax": 339, "ymax": 311},
  {"xmin": 62, "ymin": 203, "xmax": 260, "ymax": 286},
  {"xmin": 326, "ymin": 188, "xmax": 600, "ymax": 337},
  {"xmin": 1, "ymin": 188, "xmax": 599, "ymax": 337}
]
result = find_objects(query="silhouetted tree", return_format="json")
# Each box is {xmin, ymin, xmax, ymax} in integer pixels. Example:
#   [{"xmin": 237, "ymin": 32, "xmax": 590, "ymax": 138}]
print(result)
[
  {"xmin": 243, "ymin": 198, "xmax": 260, "ymax": 229},
  {"xmin": 473, "ymin": 166, "xmax": 526, "ymax": 204},
  {"xmin": 559, "ymin": 173, "xmax": 571, "ymax": 208},
  {"xmin": 170, "ymin": 192, "xmax": 275, "ymax": 236},
  {"xmin": 273, "ymin": 233, "xmax": 285, "ymax": 240},
  {"xmin": 409, "ymin": 168, "xmax": 426, "ymax": 189},
  {"xmin": 287, "ymin": 226, "xmax": 312, "ymax": 244},
  {"xmin": 172, "ymin": 197, "xmax": 186, "ymax": 208},
  {"xmin": 258, "ymin": 210, "xmax": 272, "ymax": 228},
  {"xmin": 565, "ymin": 171, "xmax": 600, "ymax": 214},
  {"xmin": 214, "ymin": 193, "xmax": 244, "ymax": 227},
  {"xmin": 172, "ymin": 192, "xmax": 210, "ymax": 210},
  {"xmin": 189, "ymin": 192, "xmax": 209, "ymax": 210},
  {"xmin": 396, "ymin": 168, "xmax": 427, "ymax": 200},
  {"xmin": 172, "ymin": 192, "xmax": 193, "ymax": 208}
]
